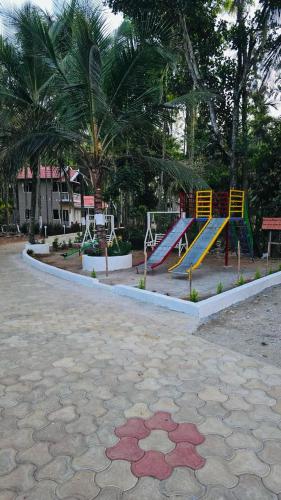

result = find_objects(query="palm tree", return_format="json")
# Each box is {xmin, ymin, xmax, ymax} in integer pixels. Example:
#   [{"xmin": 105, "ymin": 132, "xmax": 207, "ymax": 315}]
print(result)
[
  {"xmin": 0, "ymin": 4, "xmax": 77, "ymax": 243},
  {"xmin": 34, "ymin": 2, "xmax": 207, "ymax": 247}
]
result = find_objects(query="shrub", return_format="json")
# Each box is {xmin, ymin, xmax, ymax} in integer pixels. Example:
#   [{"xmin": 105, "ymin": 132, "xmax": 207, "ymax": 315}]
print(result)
[
  {"xmin": 68, "ymin": 238, "xmax": 73, "ymax": 248},
  {"xmin": 108, "ymin": 240, "xmax": 132, "ymax": 257},
  {"xmin": 52, "ymin": 237, "xmax": 59, "ymax": 251},
  {"xmin": 83, "ymin": 246, "xmax": 102, "ymax": 256},
  {"xmin": 26, "ymin": 249, "xmax": 34, "ymax": 256},
  {"xmin": 236, "ymin": 274, "xmax": 245, "ymax": 286},
  {"xmin": 254, "ymin": 269, "xmax": 261, "ymax": 280},
  {"xmin": 75, "ymin": 232, "xmax": 83, "ymax": 243},
  {"xmin": 91, "ymin": 268, "xmax": 97, "ymax": 278},
  {"xmin": 60, "ymin": 240, "xmax": 67, "ymax": 250},
  {"xmin": 268, "ymin": 267, "xmax": 273, "ymax": 275},
  {"xmin": 216, "ymin": 282, "xmax": 223, "ymax": 294},
  {"xmin": 138, "ymin": 278, "xmax": 146, "ymax": 289},
  {"xmin": 190, "ymin": 288, "xmax": 199, "ymax": 302}
]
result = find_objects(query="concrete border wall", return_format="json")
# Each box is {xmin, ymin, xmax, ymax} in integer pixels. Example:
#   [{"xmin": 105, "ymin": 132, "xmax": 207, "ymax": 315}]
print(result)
[{"xmin": 22, "ymin": 249, "xmax": 281, "ymax": 321}]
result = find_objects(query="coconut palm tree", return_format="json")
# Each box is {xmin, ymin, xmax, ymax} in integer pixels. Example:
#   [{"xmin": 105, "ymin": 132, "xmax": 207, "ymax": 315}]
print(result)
[
  {"xmin": 33, "ymin": 2, "xmax": 207, "ymax": 246},
  {"xmin": 0, "ymin": 4, "xmax": 77, "ymax": 243}
]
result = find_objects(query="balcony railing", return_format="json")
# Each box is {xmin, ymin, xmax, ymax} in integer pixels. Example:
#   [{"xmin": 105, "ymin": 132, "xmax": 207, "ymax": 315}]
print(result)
[{"xmin": 60, "ymin": 192, "xmax": 70, "ymax": 202}]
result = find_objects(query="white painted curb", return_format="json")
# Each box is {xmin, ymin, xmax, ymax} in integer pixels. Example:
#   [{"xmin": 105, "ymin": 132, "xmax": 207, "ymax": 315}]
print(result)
[
  {"xmin": 22, "ymin": 249, "xmax": 111, "ymax": 291},
  {"xmin": 82, "ymin": 253, "xmax": 132, "ymax": 272},
  {"xmin": 22, "ymin": 249, "xmax": 281, "ymax": 321}
]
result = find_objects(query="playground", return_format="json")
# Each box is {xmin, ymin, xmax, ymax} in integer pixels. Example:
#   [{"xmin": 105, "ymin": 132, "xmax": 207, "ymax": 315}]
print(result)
[{"xmin": 35, "ymin": 189, "xmax": 281, "ymax": 302}]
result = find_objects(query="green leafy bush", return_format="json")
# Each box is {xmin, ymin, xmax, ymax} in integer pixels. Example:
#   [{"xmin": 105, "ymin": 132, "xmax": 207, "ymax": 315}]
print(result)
[
  {"xmin": 236, "ymin": 274, "xmax": 245, "ymax": 286},
  {"xmin": 52, "ymin": 237, "xmax": 59, "ymax": 251},
  {"xmin": 268, "ymin": 267, "xmax": 273, "ymax": 275},
  {"xmin": 216, "ymin": 282, "xmax": 223, "ymax": 294},
  {"xmin": 108, "ymin": 240, "xmax": 132, "ymax": 256},
  {"xmin": 83, "ymin": 246, "xmax": 102, "ymax": 256},
  {"xmin": 60, "ymin": 240, "xmax": 67, "ymax": 250},
  {"xmin": 254, "ymin": 269, "xmax": 261, "ymax": 280},
  {"xmin": 75, "ymin": 232, "xmax": 83, "ymax": 243},
  {"xmin": 138, "ymin": 278, "xmax": 146, "ymax": 289},
  {"xmin": 68, "ymin": 238, "xmax": 73, "ymax": 248},
  {"xmin": 91, "ymin": 268, "xmax": 97, "ymax": 278},
  {"xmin": 190, "ymin": 289, "xmax": 199, "ymax": 302}
]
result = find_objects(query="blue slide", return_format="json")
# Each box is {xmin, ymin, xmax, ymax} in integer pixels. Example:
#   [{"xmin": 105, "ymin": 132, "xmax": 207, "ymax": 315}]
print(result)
[{"xmin": 138, "ymin": 218, "xmax": 194, "ymax": 271}]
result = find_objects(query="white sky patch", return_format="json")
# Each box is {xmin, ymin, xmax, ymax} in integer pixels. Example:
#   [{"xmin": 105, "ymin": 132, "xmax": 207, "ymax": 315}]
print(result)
[{"xmin": 0, "ymin": 0, "xmax": 123, "ymax": 34}]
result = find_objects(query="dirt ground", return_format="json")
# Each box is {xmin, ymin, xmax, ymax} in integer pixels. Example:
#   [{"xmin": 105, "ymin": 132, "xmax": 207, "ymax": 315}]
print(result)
[
  {"xmin": 197, "ymin": 284, "xmax": 281, "ymax": 368},
  {"xmin": 0, "ymin": 234, "xmax": 27, "ymax": 246}
]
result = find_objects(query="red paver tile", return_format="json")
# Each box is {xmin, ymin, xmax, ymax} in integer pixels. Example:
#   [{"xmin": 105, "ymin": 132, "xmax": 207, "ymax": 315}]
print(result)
[
  {"xmin": 115, "ymin": 418, "xmax": 150, "ymax": 439},
  {"xmin": 106, "ymin": 437, "xmax": 145, "ymax": 462},
  {"xmin": 131, "ymin": 450, "xmax": 173, "ymax": 480},
  {"xmin": 165, "ymin": 442, "xmax": 206, "ymax": 470},
  {"xmin": 145, "ymin": 412, "xmax": 178, "ymax": 432},
  {"xmin": 169, "ymin": 423, "xmax": 205, "ymax": 445}
]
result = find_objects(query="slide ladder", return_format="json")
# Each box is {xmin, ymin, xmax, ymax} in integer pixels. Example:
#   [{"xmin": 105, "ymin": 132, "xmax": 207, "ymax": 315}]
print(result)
[
  {"xmin": 169, "ymin": 217, "xmax": 229, "ymax": 276},
  {"xmin": 139, "ymin": 217, "xmax": 194, "ymax": 271}
]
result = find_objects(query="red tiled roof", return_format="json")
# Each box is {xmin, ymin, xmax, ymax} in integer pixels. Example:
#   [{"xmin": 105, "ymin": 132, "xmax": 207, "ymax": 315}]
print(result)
[
  {"xmin": 17, "ymin": 166, "xmax": 78, "ymax": 180},
  {"xmin": 262, "ymin": 218, "xmax": 281, "ymax": 230}
]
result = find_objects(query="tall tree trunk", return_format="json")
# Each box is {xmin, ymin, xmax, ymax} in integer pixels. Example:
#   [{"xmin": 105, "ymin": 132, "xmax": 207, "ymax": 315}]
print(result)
[
  {"xmin": 241, "ymin": 87, "xmax": 248, "ymax": 190},
  {"xmin": 29, "ymin": 156, "xmax": 39, "ymax": 244}
]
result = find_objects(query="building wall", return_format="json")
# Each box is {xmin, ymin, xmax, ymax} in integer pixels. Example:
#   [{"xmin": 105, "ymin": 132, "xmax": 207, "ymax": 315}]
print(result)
[{"xmin": 17, "ymin": 180, "xmax": 81, "ymax": 226}]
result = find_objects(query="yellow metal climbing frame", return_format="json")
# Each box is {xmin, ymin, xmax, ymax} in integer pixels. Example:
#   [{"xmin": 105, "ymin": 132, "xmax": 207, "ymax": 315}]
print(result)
[
  {"xmin": 229, "ymin": 189, "xmax": 245, "ymax": 218},
  {"xmin": 196, "ymin": 190, "xmax": 212, "ymax": 219}
]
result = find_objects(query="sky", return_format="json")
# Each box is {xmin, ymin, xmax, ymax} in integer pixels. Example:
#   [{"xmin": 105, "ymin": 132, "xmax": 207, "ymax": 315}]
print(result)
[{"xmin": 0, "ymin": 0, "xmax": 123, "ymax": 32}]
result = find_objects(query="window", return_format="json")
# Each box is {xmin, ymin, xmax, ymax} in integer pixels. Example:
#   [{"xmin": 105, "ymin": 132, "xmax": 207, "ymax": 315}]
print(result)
[
  {"xmin": 23, "ymin": 182, "xmax": 32, "ymax": 192},
  {"xmin": 53, "ymin": 209, "xmax": 60, "ymax": 220},
  {"xmin": 62, "ymin": 210, "xmax": 69, "ymax": 222},
  {"xmin": 25, "ymin": 209, "xmax": 31, "ymax": 220}
]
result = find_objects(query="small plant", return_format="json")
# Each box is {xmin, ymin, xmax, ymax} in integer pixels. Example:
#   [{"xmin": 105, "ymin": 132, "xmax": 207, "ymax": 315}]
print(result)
[
  {"xmin": 52, "ymin": 237, "xmax": 59, "ymax": 251},
  {"xmin": 278, "ymin": 264, "xmax": 281, "ymax": 272},
  {"xmin": 26, "ymin": 249, "xmax": 34, "ymax": 256},
  {"xmin": 60, "ymin": 240, "xmax": 67, "ymax": 250},
  {"xmin": 268, "ymin": 267, "xmax": 273, "ymax": 275},
  {"xmin": 68, "ymin": 238, "xmax": 73, "ymax": 248},
  {"xmin": 91, "ymin": 268, "xmax": 97, "ymax": 278},
  {"xmin": 216, "ymin": 282, "xmax": 223, "ymax": 294},
  {"xmin": 254, "ymin": 269, "xmax": 261, "ymax": 280},
  {"xmin": 138, "ymin": 278, "xmax": 146, "ymax": 290},
  {"xmin": 236, "ymin": 274, "xmax": 245, "ymax": 286},
  {"xmin": 74, "ymin": 232, "xmax": 82, "ymax": 243},
  {"xmin": 190, "ymin": 288, "xmax": 199, "ymax": 302}
]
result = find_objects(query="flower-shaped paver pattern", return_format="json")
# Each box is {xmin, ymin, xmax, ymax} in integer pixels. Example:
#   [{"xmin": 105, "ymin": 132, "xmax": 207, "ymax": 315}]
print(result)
[{"xmin": 106, "ymin": 411, "xmax": 206, "ymax": 480}]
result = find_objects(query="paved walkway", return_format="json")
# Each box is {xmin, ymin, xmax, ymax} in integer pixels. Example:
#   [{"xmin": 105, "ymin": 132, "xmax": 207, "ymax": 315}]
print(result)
[{"xmin": 0, "ymin": 243, "xmax": 281, "ymax": 499}]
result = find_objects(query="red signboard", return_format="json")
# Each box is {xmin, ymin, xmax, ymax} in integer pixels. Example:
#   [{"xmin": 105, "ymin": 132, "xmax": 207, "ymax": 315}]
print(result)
[{"xmin": 262, "ymin": 218, "xmax": 281, "ymax": 230}]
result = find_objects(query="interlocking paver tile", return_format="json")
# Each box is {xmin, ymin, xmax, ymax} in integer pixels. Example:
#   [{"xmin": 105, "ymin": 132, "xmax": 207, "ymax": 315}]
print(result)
[
  {"xmin": 73, "ymin": 446, "xmax": 110, "ymax": 472},
  {"xmin": 263, "ymin": 464, "xmax": 281, "ymax": 494},
  {"xmin": 131, "ymin": 450, "xmax": 172, "ymax": 480},
  {"xmin": 123, "ymin": 477, "xmax": 164, "ymax": 500},
  {"xmin": 198, "ymin": 417, "xmax": 232, "ymax": 437},
  {"xmin": 226, "ymin": 431, "xmax": 262, "ymax": 450},
  {"xmin": 195, "ymin": 457, "xmax": 238, "ymax": 488},
  {"xmin": 96, "ymin": 460, "xmax": 138, "ymax": 490},
  {"xmin": 95, "ymin": 486, "xmax": 122, "ymax": 499},
  {"xmin": 124, "ymin": 403, "xmax": 152, "ymax": 419},
  {"xmin": 0, "ymin": 464, "xmax": 36, "ymax": 492},
  {"xmin": 56, "ymin": 470, "xmax": 100, "ymax": 499},
  {"xmin": 233, "ymin": 474, "xmax": 278, "ymax": 500},
  {"xmin": 34, "ymin": 421, "xmax": 67, "ymax": 443},
  {"xmin": 17, "ymin": 410, "xmax": 49, "ymax": 430},
  {"xmin": 16, "ymin": 442, "xmax": 53, "ymax": 467},
  {"xmin": 145, "ymin": 412, "xmax": 177, "ymax": 432},
  {"xmin": 139, "ymin": 430, "xmax": 175, "ymax": 453},
  {"xmin": 0, "ymin": 450, "xmax": 16, "ymax": 476},
  {"xmin": 160, "ymin": 467, "xmax": 205, "ymax": 498},
  {"xmin": 253, "ymin": 423, "xmax": 281, "ymax": 440},
  {"xmin": 48, "ymin": 406, "xmax": 77, "ymax": 423},
  {"xmin": 259, "ymin": 441, "xmax": 281, "ymax": 465},
  {"xmin": 228, "ymin": 449, "xmax": 270, "ymax": 477},
  {"xmin": 115, "ymin": 418, "xmax": 150, "ymax": 439},
  {"xmin": 197, "ymin": 435, "xmax": 234, "ymax": 459},
  {"xmin": 15, "ymin": 479, "xmax": 57, "ymax": 500},
  {"xmin": 107, "ymin": 437, "xmax": 144, "ymax": 461},
  {"xmin": 198, "ymin": 386, "xmax": 228, "ymax": 403},
  {"xmin": 36, "ymin": 455, "xmax": 73, "ymax": 483},
  {"xmin": 49, "ymin": 433, "xmax": 88, "ymax": 457}
]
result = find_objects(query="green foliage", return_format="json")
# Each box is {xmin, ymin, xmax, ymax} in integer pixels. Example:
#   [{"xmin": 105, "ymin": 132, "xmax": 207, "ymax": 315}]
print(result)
[
  {"xmin": 52, "ymin": 237, "xmax": 59, "ymax": 251},
  {"xmin": 138, "ymin": 278, "xmax": 146, "ymax": 289},
  {"xmin": 26, "ymin": 249, "xmax": 34, "ymax": 256},
  {"xmin": 60, "ymin": 240, "xmax": 67, "ymax": 250},
  {"xmin": 190, "ymin": 288, "xmax": 199, "ymax": 302},
  {"xmin": 254, "ymin": 269, "xmax": 262, "ymax": 280},
  {"xmin": 268, "ymin": 267, "xmax": 273, "ymax": 275},
  {"xmin": 91, "ymin": 269, "xmax": 97, "ymax": 278},
  {"xmin": 236, "ymin": 274, "xmax": 245, "ymax": 286},
  {"xmin": 75, "ymin": 233, "xmax": 83, "ymax": 243},
  {"xmin": 108, "ymin": 240, "xmax": 132, "ymax": 256},
  {"xmin": 68, "ymin": 238, "xmax": 73, "ymax": 248},
  {"xmin": 216, "ymin": 282, "xmax": 223, "ymax": 294}
]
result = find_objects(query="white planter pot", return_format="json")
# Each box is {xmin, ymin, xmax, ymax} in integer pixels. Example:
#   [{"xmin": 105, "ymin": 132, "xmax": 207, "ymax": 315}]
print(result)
[
  {"xmin": 82, "ymin": 253, "xmax": 132, "ymax": 272},
  {"xmin": 25, "ymin": 243, "xmax": 50, "ymax": 254}
]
